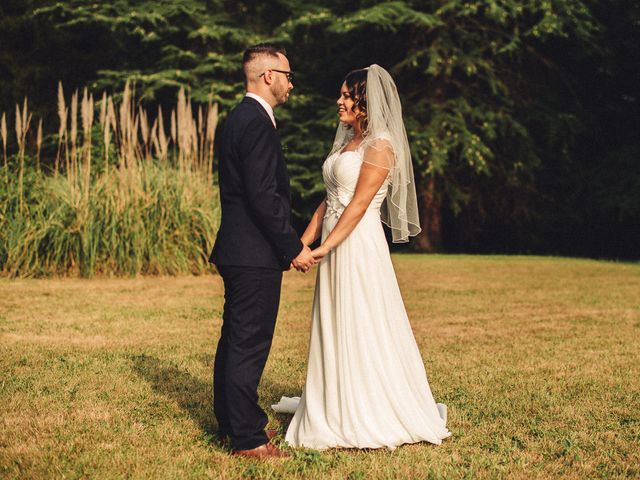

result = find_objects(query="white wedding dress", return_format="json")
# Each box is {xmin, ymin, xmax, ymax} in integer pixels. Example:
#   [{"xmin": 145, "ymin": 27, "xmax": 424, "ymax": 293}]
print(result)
[{"xmin": 273, "ymin": 148, "xmax": 451, "ymax": 450}]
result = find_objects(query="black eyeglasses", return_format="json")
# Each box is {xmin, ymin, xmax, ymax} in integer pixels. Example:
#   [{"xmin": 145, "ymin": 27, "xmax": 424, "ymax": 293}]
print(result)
[{"xmin": 260, "ymin": 69, "xmax": 294, "ymax": 82}]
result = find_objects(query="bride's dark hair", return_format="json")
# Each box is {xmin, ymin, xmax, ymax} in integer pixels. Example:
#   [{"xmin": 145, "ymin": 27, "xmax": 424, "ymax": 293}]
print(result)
[{"xmin": 344, "ymin": 69, "xmax": 368, "ymax": 133}]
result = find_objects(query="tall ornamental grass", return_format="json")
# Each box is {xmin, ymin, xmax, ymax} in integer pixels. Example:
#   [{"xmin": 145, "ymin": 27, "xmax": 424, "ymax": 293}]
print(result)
[{"xmin": 0, "ymin": 84, "xmax": 220, "ymax": 277}]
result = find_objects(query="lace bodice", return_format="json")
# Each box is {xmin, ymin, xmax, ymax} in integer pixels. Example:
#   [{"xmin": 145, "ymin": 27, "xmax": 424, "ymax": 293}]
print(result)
[{"xmin": 322, "ymin": 150, "xmax": 389, "ymax": 219}]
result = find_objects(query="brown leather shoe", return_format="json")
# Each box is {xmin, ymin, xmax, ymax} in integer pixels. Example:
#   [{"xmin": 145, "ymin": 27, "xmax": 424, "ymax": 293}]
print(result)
[
  {"xmin": 218, "ymin": 430, "xmax": 277, "ymax": 447},
  {"xmin": 232, "ymin": 441, "xmax": 290, "ymax": 460}
]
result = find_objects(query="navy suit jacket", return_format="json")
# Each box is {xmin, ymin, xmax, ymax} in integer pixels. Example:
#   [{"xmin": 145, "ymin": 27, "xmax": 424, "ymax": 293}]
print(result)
[{"xmin": 209, "ymin": 96, "xmax": 303, "ymax": 270}]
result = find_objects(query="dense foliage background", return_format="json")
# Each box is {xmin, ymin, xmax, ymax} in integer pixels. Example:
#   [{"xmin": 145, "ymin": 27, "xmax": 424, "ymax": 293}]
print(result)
[{"xmin": 1, "ymin": 0, "xmax": 638, "ymax": 262}]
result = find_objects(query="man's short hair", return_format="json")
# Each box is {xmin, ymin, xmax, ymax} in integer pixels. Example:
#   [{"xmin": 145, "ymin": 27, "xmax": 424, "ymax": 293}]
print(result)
[{"xmin": 242, "ymin": 44, "xmax": 287, "ymax": 80}]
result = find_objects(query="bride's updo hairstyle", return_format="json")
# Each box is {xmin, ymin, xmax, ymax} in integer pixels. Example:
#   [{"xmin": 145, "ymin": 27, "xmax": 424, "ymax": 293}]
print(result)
[{"xmin": 344, "ymin": 69, "xmax": 369, "ymax": 133}]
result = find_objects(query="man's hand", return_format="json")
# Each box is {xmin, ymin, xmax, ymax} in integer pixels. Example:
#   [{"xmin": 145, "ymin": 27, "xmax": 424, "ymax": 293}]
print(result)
[{"xmin": 292, "ymin": 245, "xmax": 316, "ymax": 273}]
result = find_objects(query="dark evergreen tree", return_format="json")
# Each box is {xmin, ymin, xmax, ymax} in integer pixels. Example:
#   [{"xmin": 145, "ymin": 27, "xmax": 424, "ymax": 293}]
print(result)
[{"xmin": 0, "ymin": 0, "xmax": 637, "ymax": 258}]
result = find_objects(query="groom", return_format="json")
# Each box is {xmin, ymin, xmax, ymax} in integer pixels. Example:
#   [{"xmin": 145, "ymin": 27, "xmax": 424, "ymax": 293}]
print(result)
[{"xmin": 209, "ymin": 44, "xmax": 315, "ymax": 459}]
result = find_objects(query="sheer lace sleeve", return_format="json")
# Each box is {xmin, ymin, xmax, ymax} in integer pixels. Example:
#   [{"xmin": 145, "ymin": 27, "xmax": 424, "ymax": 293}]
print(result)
[{"xmin": 362, "ymin": 137, "xmax": 394, "ymax": 171}]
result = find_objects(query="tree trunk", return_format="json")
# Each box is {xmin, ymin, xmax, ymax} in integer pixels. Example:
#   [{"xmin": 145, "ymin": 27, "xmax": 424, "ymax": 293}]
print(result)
[{"xmin": 413, "ymin": 177, "xmax": 442, "ymax": 252}]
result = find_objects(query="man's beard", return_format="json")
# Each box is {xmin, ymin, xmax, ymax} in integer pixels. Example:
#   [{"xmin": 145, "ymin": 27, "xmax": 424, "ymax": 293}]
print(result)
[{"xmin": 272, "ymin": 83, "xmax": 288, "ymax": 106}]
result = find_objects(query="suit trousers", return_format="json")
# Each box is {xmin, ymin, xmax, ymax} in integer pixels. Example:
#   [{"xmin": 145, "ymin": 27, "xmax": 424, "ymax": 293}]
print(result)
[{"xmin": 213, "ymin": 265, "xmax": 283, "ymax": 450}]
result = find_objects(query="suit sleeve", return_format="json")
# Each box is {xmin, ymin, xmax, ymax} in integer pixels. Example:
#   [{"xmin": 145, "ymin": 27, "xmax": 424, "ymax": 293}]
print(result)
[{"xmin": 239, "ymin": 118, "xmax": 303, "ymax": 267}]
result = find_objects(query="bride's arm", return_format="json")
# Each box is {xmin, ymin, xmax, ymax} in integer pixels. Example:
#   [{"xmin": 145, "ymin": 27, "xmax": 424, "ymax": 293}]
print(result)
[
  {"xmin": 311, "ymin": 153, "xmax": 390, "ymax": 259},
  {"xmin": 301, "ymin": 198, "xmax": 327, "ymax": 247}
]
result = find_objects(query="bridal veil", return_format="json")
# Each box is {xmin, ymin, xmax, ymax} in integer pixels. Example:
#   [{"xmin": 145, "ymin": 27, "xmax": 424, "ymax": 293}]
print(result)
[{"xmin": 328, "ymin": 64, "xmax": 421, "ymax": 243}]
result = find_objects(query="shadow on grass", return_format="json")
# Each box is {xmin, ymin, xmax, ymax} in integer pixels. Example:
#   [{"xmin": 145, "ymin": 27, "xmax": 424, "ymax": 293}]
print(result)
[
  {"xmin": 261, "ymin": 378, "xmax": 300, "ymax": 436},
  {"xmin": 131, "ymin": 354, "xmax": 296, "ymax": 443},
  {"xmin": 132, "ymin": 354, "xmax": 219, "ymax": 442}
]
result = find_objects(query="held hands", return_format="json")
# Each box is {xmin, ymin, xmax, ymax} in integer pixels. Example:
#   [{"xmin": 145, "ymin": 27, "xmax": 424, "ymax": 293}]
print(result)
[
  {"xmin": 292, "ymin": 245, "xmax": 316, "ymax": 273},
  {"xmin": 310, "ymin": 244, "xmax": 331, "ymax": 261},
  {"xmin": 291, "ymin": 243, "xmax": 333, "ymax": 273}
]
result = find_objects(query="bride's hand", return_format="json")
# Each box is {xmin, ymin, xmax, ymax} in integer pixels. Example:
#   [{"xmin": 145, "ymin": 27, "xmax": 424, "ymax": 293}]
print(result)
[{"xmin": 311, "ymin": 244, "xmax": 331, "ymax": 260}]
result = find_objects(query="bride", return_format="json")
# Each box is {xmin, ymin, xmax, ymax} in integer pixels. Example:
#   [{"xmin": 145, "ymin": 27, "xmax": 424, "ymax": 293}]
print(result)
[{"xmin": 273, "ymin": 65, "xmax": 451, "ymax": 450}]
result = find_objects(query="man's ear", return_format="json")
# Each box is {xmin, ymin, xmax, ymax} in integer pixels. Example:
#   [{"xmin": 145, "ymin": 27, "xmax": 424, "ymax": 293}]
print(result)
[{"xmin": 262, "ymin": 69, "xmax": 273, "ymax": 85}]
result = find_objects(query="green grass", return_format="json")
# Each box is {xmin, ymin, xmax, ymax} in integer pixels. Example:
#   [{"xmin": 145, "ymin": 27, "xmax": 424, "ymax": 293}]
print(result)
[
  {"xmin": 1, "ymin": 255, "xmax": 639, "ymax": 479},
  {"xmin": 1, "ymin": 83, "xmax": 220, "ymax": 278},
  {"xmin": 0, "ymin": 163, "xmax": 220, "ymax": 278}
]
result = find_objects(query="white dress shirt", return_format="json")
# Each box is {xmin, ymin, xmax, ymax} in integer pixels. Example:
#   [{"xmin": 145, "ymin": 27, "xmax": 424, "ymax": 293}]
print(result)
[{"xmin": 245, "ymin": 93, "xmax": 276, "ymax": 128}]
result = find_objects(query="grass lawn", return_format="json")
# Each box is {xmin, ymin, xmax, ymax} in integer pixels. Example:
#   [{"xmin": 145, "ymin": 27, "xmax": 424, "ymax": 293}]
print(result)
[{"xmin": 1, "ymin": 255, "xmax": 639, "ymax": 479}]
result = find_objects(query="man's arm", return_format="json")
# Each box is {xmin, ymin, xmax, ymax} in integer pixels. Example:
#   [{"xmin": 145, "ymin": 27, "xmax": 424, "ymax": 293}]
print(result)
[{"xmin": 238, "ymin": 117, "xmax": 304, "ymax": 267}]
